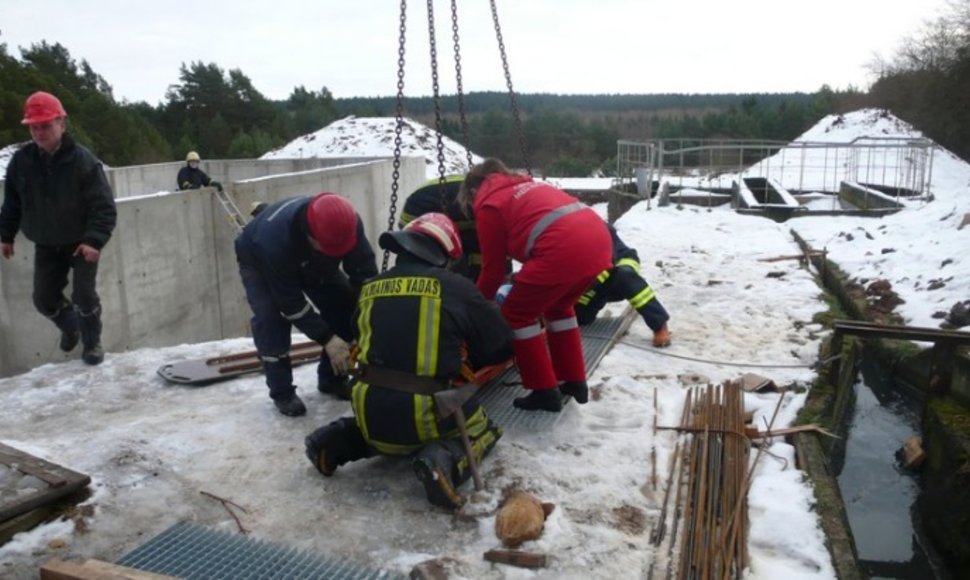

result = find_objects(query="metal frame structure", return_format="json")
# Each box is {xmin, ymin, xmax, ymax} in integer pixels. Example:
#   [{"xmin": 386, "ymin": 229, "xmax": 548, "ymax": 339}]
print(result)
[{"xmin": 616, "ymin": 137, "xmax": 936, "ymax": 203}]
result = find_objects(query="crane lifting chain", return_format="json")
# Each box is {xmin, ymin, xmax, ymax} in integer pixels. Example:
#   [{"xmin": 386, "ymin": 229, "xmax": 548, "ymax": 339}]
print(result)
[
  {"xmin": 383, "ymin": 0, "xmax": 409, "ymax": 272},
  {"xmin": 490, "ymin": 0, "xmax": 531, "ymax": 176},
  {"xmin": 384, "ymin": 0, "xmax": 530, "ymax": 272}
]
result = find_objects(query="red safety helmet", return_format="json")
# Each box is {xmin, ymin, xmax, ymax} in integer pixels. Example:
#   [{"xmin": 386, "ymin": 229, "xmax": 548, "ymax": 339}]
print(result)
[
  {"xmin": 22, "ymin": 91, "xmax": 68, "ymax": 125},
  {"xmin": 379, "ymin": 212, "xmax": 462, "ymax": 267},
  {"xmin": 306, "ymin": 193, "xmax": 358, "ymax": 256}
]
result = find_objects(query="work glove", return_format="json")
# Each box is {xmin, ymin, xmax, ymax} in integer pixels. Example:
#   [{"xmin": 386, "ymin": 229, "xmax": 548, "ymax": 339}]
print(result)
[
  {"xmin": 495, "ymin": 283, "xmax": 513, "ymax": 305},
  {"xmin": 210, "ymin": 181, "xmax": 223, "ymax": 192},
  {"xmin": 324, "ymin": 335, "xmax": 352, "ymax": 376}
]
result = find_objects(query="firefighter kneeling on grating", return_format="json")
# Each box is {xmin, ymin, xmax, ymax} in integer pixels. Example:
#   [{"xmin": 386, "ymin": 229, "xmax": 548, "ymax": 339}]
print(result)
[{"xmin": 304, "ymin": 213, "xmax": 512, "ymax": 510}]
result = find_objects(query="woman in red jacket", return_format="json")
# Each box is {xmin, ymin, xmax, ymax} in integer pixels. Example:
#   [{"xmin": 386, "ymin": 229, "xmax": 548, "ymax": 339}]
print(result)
[{"xmin": 460, "ymin": 158, "xmax": 612, "ymax": 412}]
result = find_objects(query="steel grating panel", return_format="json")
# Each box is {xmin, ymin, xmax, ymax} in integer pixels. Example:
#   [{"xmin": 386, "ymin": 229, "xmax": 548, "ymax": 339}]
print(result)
[
  {"xmin": 117, "ymin": 521, "xmax": 404, "ymax": 580},
  {"xmin": 477, "ymin": 307, "xmax": 636, "ymax": 431}
]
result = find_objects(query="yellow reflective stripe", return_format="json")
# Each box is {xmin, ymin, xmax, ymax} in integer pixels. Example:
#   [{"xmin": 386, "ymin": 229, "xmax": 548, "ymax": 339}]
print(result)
[
  {"xmin": 630, "ymin": 286, "xmax": 656, "ymax": 309},
  {"xmin": 577, "ymin": 292, "xmax": 593, "ymax": 305},
  {"xmin": 352, "ymin": 381, "xmax": 371, "ymax": 441},
  {"xmin": 596, "ymin": 269, "xmax": 611, "ymax": 283},
  {"xmin": 356, "ymin": 297, "xmax": 374, "ymax": 364},
  {"xmin": 416, "ymin": 296, "xmax": 441, "ymax": 376},
  {"xmin": 414, "ymin": 394, "xmax": 439, "ymax": 441},
  {"xmin": 617, "ymin": 257, "xmax": 641, "ymax": 272}
]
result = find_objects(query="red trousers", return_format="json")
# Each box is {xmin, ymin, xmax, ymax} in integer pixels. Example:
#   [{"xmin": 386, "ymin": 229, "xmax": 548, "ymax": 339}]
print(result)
[{"xmin": 501, "ymin": 276, "xmax": 596, "ymax": 391}]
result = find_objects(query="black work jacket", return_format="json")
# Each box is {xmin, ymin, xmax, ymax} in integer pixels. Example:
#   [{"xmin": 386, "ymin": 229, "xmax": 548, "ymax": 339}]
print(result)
[
  {"xmin": 355, "ymin": 255, "xmax": 511, "ymax": 381},
  {"xmin": 400, "ymin": 176, "xmax": 482, "ymax": 280},
  {"xmin": 1, "ymin": 134, "xmax": 116, "ymax": 249},
  {"xmin": 235, "ymin": 196, "xmax": 378, "ymax": 344},
  {"xmin": 176, "ymin": 165, "xmax": 214, "ymax": 190}
]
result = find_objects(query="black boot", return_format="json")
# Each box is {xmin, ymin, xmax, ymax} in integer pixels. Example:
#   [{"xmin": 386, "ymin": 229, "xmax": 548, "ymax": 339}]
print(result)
[
  {"xmin": 412, "ymin": 441, "xmax": 465, "ymax": 510},
  {"xmin": 263, "ymin": 356, "xmax": 304, "ymax": 416},
  {"xmin": 513, "ymin": 389, "xmax": 563, "ymax": 412},
  {"xmin": 560, "ymin": 380, "xmax": 589, "ymax": 404},
  {"xmin": 304, "ymin": 417, "xmax": 370, "ymax": 475},
  {"xmin": 50, "ymin": 303, "xmax": 80, "ymax": 352},
  {"xmin": 78, "ymin": 308, "xmax": 103, "ymax": 365},
  {"xmin": 273, "ymin": 393, "xmax": 307, "ymax": 417}
]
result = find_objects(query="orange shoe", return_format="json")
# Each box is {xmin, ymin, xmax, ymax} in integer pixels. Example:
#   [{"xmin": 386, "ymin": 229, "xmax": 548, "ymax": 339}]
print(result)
[{"xmin": 652, "ymin": 324, "xmax": 672, "ymax": 348}]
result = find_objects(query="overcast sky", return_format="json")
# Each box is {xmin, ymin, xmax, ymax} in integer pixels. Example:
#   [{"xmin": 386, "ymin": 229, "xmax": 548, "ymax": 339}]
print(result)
[{"xmin": 0, "ymin": 0, "xmax": 950, "ymax": 105}]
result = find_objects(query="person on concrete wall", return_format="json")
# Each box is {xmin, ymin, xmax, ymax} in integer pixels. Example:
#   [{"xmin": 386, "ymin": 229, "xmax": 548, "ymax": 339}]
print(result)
[
  {"xmin": 399, "ymin": 175, "xmax": 483, "ymax": 281},
  {"xmin": 304, "ymin": 212, "xmax": 512, "ymax": 509},
  {"xmin": 234, "ymin": 193, "xmax": 377, "ymax": 417},
  {"xmin": 0, "ymin": 91, "xmax": 117, "ymax": 366},
  {"xmin": 575, "ymin": 222, "xmax": 672, "ymax": 347},
  {"xmin": 459, "ymin": 158, "xmax": 612, "ymax": 413},
  {"xmin": 177, "ymin": 151, "xmax": 222, "ymax": 191}
]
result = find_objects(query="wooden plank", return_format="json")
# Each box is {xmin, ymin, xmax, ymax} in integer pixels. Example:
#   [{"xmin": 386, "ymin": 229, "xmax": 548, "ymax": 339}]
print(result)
[
  {"xmin": 483, "ymin": 549, "xmax": 548, "ymax": 569},
  {"xmin": 0, "ymin": 443, "xmax": 91, "ymax": 524},
  {"xmin": 40, "ymin": 558, "xmax": 177, "ymax": 580}
]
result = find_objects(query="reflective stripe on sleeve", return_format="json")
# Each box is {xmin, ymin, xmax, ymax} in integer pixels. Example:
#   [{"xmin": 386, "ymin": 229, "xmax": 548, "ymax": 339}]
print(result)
[
  {"xmin": 630, "ymin": 286, "xmax": 657, "ymax": 310},
  {"xmin": 282, "ymin": 302, "xmax": 312, "ymax": 321}
]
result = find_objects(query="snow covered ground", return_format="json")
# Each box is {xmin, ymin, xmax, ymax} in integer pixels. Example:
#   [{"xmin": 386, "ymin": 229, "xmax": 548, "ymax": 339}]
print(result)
[{"xmin": 1, "ymin": 110, "xmax": 968, "ymax": 579}]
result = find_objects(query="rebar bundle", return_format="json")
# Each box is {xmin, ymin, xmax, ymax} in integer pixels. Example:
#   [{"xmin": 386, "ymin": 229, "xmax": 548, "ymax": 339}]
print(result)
[{"xmin": 671, "ymin": 382, "xmax": 749, "ymax": 580}]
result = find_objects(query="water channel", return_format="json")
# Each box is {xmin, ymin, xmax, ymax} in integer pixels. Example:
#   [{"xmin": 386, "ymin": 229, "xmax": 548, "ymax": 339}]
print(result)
[{"xmin": 836, "ymin": 356, "xmax": 952, "ymax": 579}]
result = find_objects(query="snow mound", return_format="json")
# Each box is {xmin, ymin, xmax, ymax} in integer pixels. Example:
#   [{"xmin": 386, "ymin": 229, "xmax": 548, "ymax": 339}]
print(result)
[
  {"xmin": 795, "ymin": 108, "xmax": 922, "ymax": 143},
  {"xmin": 261, "ymin": 116, "xmax": 482, "ymax": 179}
]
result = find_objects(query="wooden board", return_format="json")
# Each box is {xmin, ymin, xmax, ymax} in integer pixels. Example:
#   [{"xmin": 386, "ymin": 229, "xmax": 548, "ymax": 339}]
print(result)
[{"xmin": 0, "ymin": 442, "xmax": 91, "ymax": 525}]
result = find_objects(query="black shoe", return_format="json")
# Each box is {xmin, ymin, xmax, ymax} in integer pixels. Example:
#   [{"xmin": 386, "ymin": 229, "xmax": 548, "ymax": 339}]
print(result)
[
  {"xmin": 60, "ymin": 330, "xmax": 80, "ymax": 352},
  {"xmin": 318, "ymin": 376, "xmax": 353, "ymax": 400},
  {"xmin": 412, "ymin": 453, "xmax": 465, "ymax": 510},
  {"xmin": 560, "ymin": 380, "xmax": 589, "ymax": 404},
  {"xmin": 305, "ymin": 432, "xmax": 336, "ymax": 476},
  {"xmin": 273, "ymin": 394, "xmax": 306, "ymax": 417},
  {"xmin": 81, "ymin": 344, "xmax": 104, "ymax": 365},
  {"xmin": 513, "ymin": 389, "xmax": 563, "ymax": 412}
]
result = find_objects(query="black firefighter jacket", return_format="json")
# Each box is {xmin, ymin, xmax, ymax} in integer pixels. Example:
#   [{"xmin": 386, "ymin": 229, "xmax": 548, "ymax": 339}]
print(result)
[{"xmin": 1, "ymin": 135, "xmax": 116, "ymax": 249}]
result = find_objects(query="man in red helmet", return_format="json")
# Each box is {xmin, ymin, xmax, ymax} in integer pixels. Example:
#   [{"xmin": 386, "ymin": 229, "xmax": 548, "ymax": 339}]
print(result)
[
  {"xmin": 1, "ymin": 91, "xmax": 117, "ymax": 365},
  {"xmin": 234, "ymin": 193, "xmax": 377, "ymax": 416},
  {"xmin": 304, "ymin": 212, "xmax": 512, "ymax": 509}
]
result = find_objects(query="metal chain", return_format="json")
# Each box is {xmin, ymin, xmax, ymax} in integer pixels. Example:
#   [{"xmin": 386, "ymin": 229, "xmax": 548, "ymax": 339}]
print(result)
[
  {"xmin": 489, "ymin": 0, "xmax": 531, "ymax": 176},
  {"xmin": 426, "ymin": 0, "xmax": 448, "ymax": 190},
  {"xmin": 384, "ymin": 0, "xmax": 408, "ymax": 273},
  {"xmin": 451, "ymin": 0, "xmax": 474, "ymax": 170}
]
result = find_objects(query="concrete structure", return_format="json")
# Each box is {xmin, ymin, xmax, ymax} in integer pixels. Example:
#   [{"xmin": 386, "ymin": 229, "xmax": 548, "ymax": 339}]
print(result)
[{"xmin": 0, "ymin": 157, "xmax": 426, "ymax": 378}]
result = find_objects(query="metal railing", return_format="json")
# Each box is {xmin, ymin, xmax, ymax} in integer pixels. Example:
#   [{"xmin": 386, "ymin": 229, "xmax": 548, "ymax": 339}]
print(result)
[{"xmin": 616, "ymin": 137, "xmax": 935, "ymax": 202}]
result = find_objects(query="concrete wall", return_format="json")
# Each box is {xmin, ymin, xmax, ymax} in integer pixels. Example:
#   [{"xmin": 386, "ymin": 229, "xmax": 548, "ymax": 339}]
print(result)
[
  {"xmin": 840, "ymin": 181, "xmax": 905, "ymax": 210},
  {"xmin": 0, "ymin": 157, "xmax": 426, "ymax": 378},
  {"xmin": 106, "ymin": 157, "xmax": 394, "ymax": 199}
]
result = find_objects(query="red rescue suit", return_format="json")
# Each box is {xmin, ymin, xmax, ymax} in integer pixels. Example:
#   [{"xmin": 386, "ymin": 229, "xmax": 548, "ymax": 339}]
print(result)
[{"xmin": 474, "ymin": 173, "xmax": 612, "ymax": 391}]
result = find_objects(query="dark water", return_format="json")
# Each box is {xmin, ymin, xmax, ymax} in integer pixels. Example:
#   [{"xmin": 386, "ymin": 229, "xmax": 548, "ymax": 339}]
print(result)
[{"xmin": 836, "ymin": 358, "xmax": 950, "ymax": 579}]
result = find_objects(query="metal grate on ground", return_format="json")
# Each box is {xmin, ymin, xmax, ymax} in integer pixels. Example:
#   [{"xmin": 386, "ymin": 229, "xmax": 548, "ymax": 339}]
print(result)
[
  {"xmin": 477, "ymin": 307, "xmax": 636, "ymax": 431},
  {"xmin": 117, "ymin": 521, "xmax": 404, "ymax": 580}
]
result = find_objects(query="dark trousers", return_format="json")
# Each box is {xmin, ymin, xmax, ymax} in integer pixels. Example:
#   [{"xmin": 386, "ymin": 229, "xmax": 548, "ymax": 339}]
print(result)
[
  {"xmin": 240, "ymin": 265, "xmax": 356, "ymax": 399},
  {"xmin": 33, "ymin": 244, "xmax": 100, "ymax": 317}
]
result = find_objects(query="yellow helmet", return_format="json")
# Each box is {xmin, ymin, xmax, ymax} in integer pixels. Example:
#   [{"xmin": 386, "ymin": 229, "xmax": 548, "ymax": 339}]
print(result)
[{"xmin": 186, "ymin": 151, "xmax": 201, "ymax": 162}]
